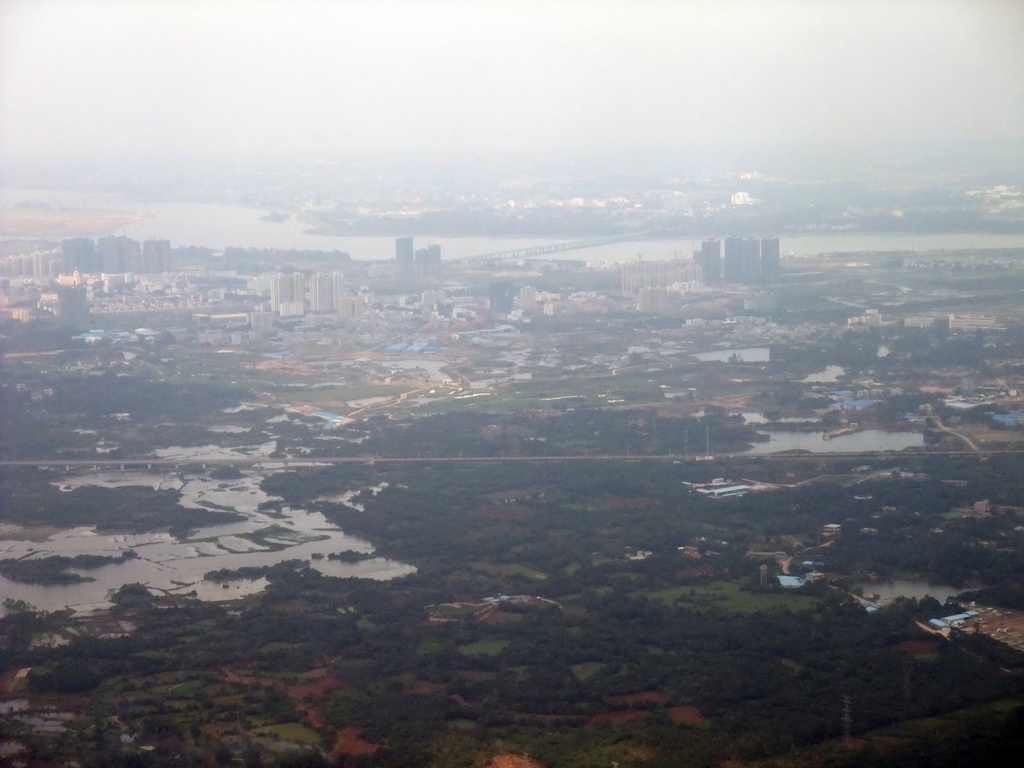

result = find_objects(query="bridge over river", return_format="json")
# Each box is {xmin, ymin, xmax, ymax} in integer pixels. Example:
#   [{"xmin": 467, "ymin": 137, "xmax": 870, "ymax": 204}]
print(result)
[{"xmin": 457, "ymin": 232, "xmax": 645, "ymax": 263}]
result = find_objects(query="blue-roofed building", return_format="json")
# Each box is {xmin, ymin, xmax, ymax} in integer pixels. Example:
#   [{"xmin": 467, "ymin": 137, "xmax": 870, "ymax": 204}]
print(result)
[
  {"xmin": 993, "ymin": 413, "xmax": 1020, "ymax": 425},
  {"xmin": 941, "ymin": 611, "xmax": 977, "ymax": 623},
  {"xmin": 928, "ymin": 610, "xmax": 978, "ymax": 629},
  {"xmin": 777, "ymin": 575, "xmax": 806, "ymax": 588}
]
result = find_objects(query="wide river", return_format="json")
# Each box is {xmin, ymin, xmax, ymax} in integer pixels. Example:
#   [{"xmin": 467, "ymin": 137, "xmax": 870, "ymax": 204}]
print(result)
[{"xmin": 5, "ymin": 189, "xmax": 1024, "ymax": 259}]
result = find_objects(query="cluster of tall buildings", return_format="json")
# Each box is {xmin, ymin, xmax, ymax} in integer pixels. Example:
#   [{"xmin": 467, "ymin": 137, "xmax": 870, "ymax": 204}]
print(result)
[
  {"xmin": 695, "ymin": 237, "xmax": 780, "ymax": 286},
  {"xmin": 264, "ymin": 271, "xmax": 365, "ymax": 318},
  {"xmin": 60, "ymin": 236, "xmax": 172, "ymax": 275},
  {"xmin": 0, "ymin": 249, "xmax": 61, "ymax": 278},
  {"xmin": 621, "ymin": 257, "xmax": 703, "ymax": 294},
  {"xmin": 395, "ymin": 237, "xmax": 441, "ymax": 276}
]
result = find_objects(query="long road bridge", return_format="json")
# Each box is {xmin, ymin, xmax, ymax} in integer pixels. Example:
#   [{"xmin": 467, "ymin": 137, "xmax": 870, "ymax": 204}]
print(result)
[
  {"xmin": 1, "ymin": 448, "xmax": 1020, "ymax": 471},
  {"xmin": 456, "ymin": 232, "xmax": 645, "ymax": 264}
]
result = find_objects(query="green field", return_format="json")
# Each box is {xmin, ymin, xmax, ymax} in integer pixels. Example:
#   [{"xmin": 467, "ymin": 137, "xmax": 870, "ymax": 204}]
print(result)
[
  {"xmin": 458, "ymin": 639, "xmax": 511, "ymax": 657},
  {"xmin": 505, "ymin": 564, "xmax": 548, "ymax": 580},
  {"xmin": 253, "ymin": 722, "xmax": 321, "ymax": 744},
  {"xmin": 638, "ymin": 581, "xmax": 818, "ymax": 612}
]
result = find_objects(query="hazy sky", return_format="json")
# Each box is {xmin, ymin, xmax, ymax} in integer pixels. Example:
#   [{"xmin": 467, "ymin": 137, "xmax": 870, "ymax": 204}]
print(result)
[{"xmin": 2, "ymin": 0, "xmax": 1023, "ymax": 161}]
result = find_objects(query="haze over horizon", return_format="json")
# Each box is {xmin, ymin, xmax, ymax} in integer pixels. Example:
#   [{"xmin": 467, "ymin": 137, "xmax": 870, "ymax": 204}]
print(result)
[{"xmin": 2, "ymin": 0, "xmax": 1023, "ymax": 167}]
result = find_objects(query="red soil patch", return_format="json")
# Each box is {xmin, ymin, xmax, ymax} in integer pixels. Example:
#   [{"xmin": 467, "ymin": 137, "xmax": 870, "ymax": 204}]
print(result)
[
  {"xmin": 330, "ymin": 727, "xmax": 381, "ymax": 758},
  {"xmin": 667, "ymin": 705, "xmax": 705, "ymax": 724},
  {"xmin": 407, "ymin": 680, "xmax": 444, "ymax": 694},
  {"xmin": 286, "ymin": 675, "xmax": 346, "ymax": 699},
  {"xmin": 587, "ymin": 710, "xmax": 652, "ymax": 725},
  {"xmin": 604, "ymin": 495, "xmax": 657, "ymax": 509},
  {"xmin": 675, "ymin": 565, "xmax": 714, "ymax": 579},
  {"xmin": 606, "ymin": 691, "xmax": 667, "ymax": 704},
  {"xmin": 894, "ymin": 639, "xmax": 941, "ymax": 658},
  {"xmin": 485, "ymin": 754, "xmax": 546, "ymax": 768}
]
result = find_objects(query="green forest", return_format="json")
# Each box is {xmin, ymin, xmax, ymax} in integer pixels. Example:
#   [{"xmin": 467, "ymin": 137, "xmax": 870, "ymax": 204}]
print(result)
[{"xmin": 3, "ymin": 454, "xmax": 1024, "ymax": 767}]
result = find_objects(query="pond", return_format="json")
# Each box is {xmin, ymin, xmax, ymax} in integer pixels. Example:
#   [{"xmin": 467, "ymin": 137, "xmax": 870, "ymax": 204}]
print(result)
[
  {"xmin": 0, "ymin": 469, "xmax": 415, "ymax": 615},
  {"xmin": 852, "ymin": 579, "xmax": 962, "ymax": 603},
  {"xmin": 744, "ymin": 429, "xmax": 925, "ymax": 454},
  {"xmin": 801, "ymin": 365, "xmax": 845, "ymax": 383}
]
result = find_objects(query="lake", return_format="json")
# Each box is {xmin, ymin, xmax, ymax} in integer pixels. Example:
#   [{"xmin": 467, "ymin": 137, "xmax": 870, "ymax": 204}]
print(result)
[
  {"xmin": 744, "ymin": 429, "xmax": 924, "ymax": 454},
  {"xmin": 0, "ymin": 468, "xmax": 415, "ymax": 615},
  {"xmin": 852, "ymin": 579, "xmax": 962, "ymax": 603}
]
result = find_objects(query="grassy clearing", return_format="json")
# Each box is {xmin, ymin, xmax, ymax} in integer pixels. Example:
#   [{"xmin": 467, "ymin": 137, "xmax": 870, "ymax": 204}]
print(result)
[
  {"xmin": 941, "ymin": 507, "xmax": 988, "ymax": 519},
  {"xmin": 458, "ymin": 639, "xmax": 510, "ymax": 657},
  {"xmin": 253, "ymin": 722, "xmax": 321, "ymax": 744},
  {"xmin": 160, "ymin": 680, "xmax": 203, "ymax": 696},
  {"xmin": 637, "ymin": 581, "xmax": 817, "ymax": 613},
  {"xmin": 571, "ymin": 662, "xmax": 605, "ymax": 681},
  {"xmin": 505, "ymin": 564, "xmax": 548, "ymax": 580},
  {"xmin": 416, "ymin": 637, "xmax": 445, "ymax": 656}
]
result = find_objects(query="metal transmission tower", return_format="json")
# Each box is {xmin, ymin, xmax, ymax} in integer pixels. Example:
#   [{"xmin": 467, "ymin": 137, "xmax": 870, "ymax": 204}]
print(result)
[{"xmin": 842, "ymin": 694, "xmax": 852, "ymax": 744}]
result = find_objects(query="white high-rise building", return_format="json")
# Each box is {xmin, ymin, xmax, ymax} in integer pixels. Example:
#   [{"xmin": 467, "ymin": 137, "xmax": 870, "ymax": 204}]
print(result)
[
  {"xmin": 309, "ymin": 272, "xmax": 344, "ymax": 312},
  {"xmin": 270, "ymin": 273, "xmax": 306, "ymax": 317}
]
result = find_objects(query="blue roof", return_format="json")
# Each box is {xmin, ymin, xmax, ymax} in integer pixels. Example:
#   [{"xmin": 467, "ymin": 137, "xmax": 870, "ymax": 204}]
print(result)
[
  {"xmin": 993, "ymin": 413, "xmax": 1020, "ymax": 424},
  {"xmin": 839, "ymin": 399, "xmax": 875, "ymax": 409},
  {"xmin": 941, "ymin": 611, "xmax": 977, "ymax": 623}
]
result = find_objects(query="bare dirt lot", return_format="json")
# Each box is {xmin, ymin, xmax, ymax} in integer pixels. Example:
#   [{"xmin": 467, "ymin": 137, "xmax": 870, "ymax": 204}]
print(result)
[{"xmin": 973, "ymin": 606, "xmax": 1024, "ymax": 652}]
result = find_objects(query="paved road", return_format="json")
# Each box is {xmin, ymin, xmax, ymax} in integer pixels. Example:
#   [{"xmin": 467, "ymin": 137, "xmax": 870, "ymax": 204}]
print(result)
[
  {"xmin": 933, "ymin": 418, "xmax": 981, "ymax": 451},
  {"xmin": 1, "ymin": 448, "xmax": 1021, "ymax": 470}
]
